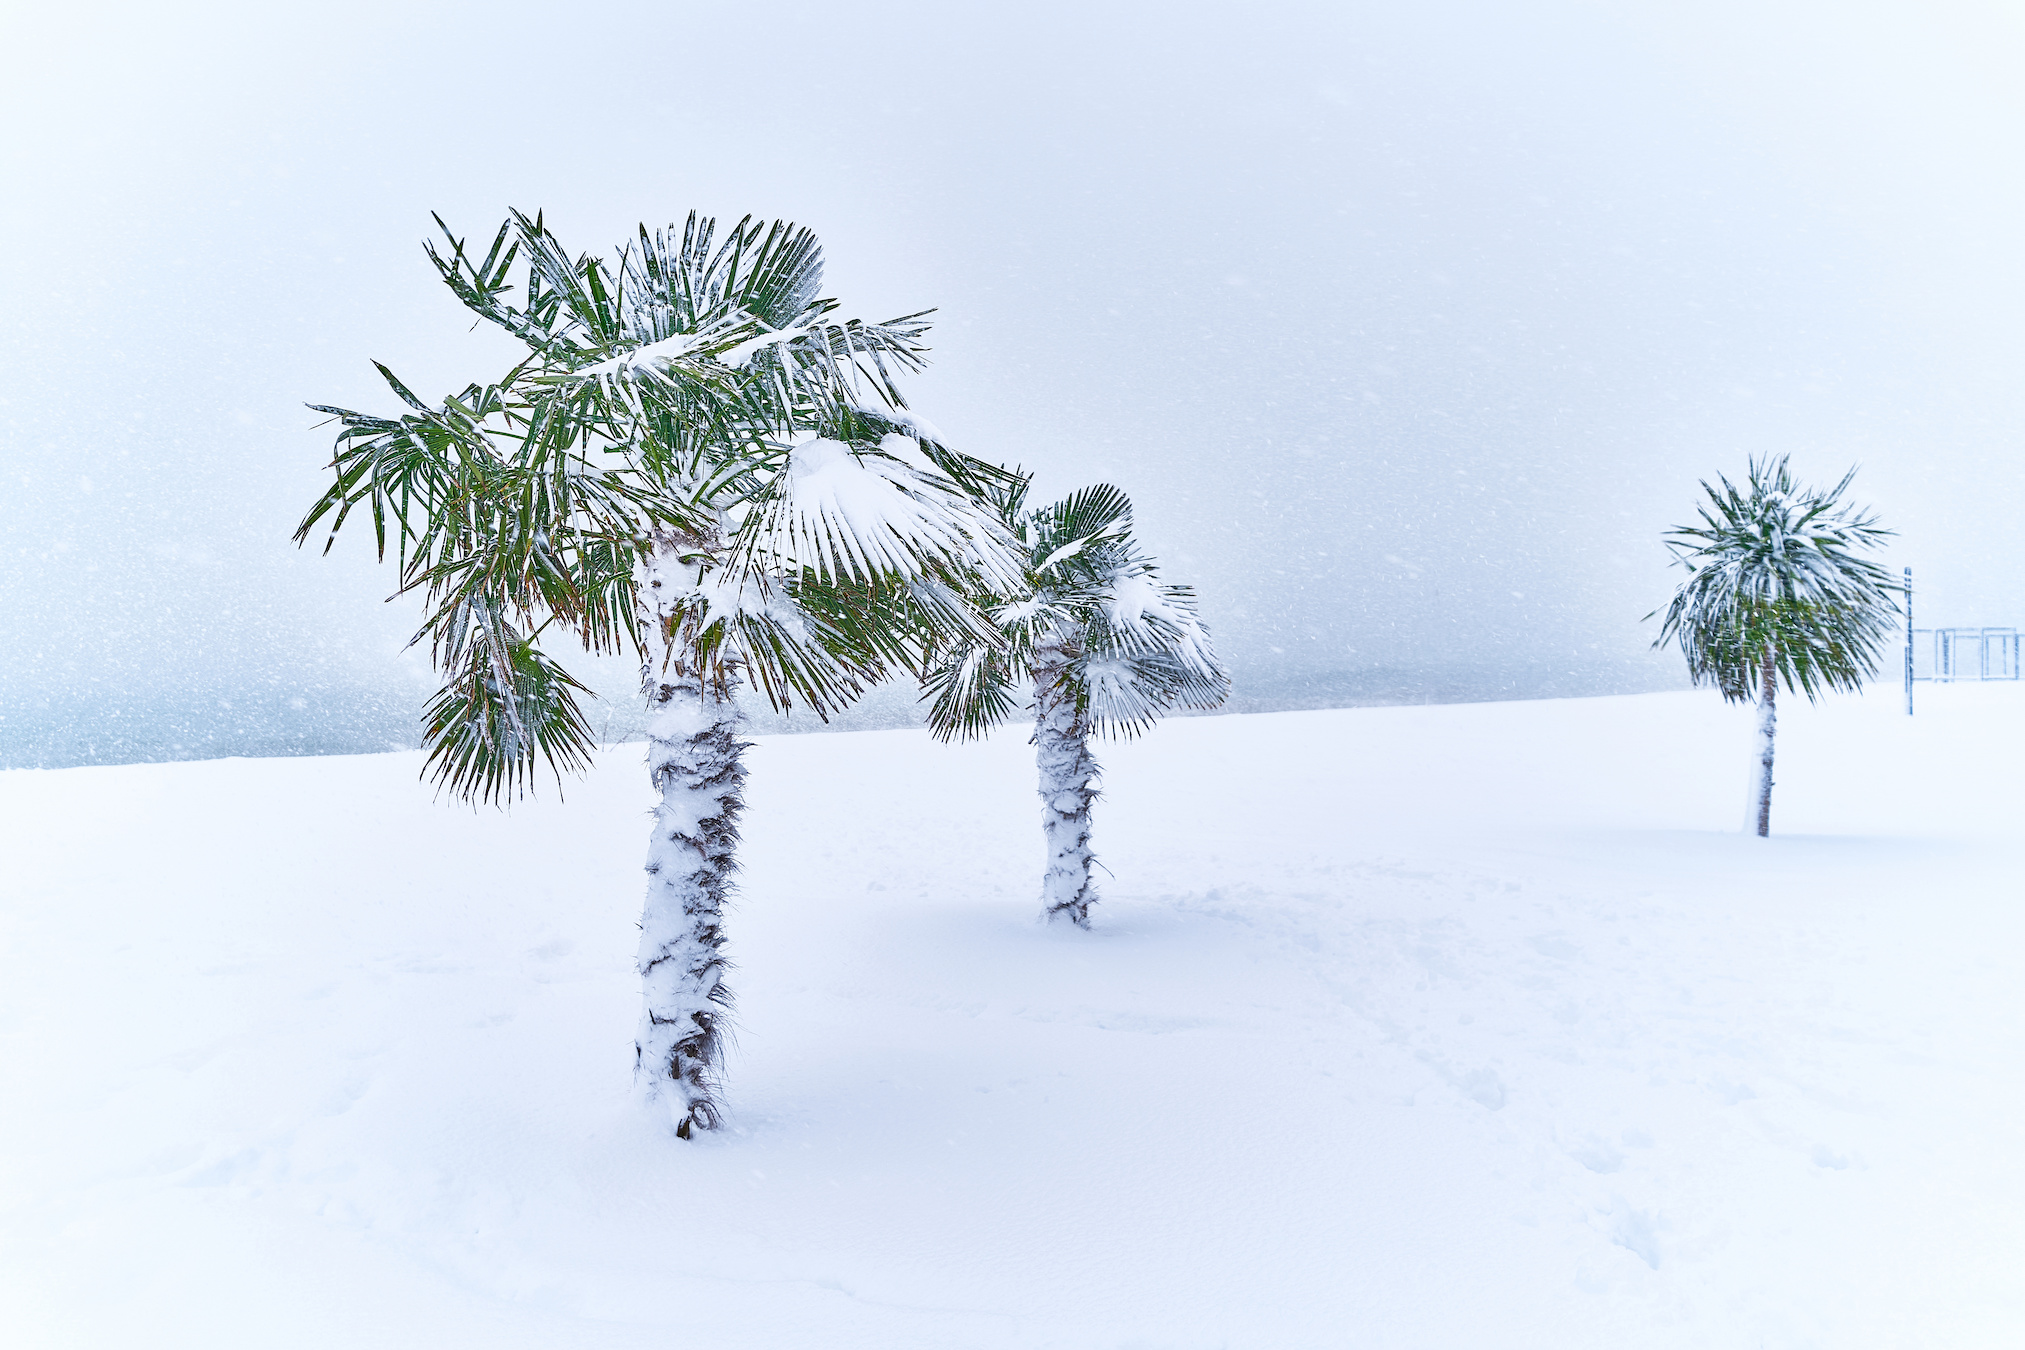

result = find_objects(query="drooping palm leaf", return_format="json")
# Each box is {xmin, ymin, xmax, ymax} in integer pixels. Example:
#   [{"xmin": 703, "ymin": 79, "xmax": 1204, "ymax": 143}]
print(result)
[{"xmin": 420, "ymin": 610, "xmax": 598, "ymax": 805}]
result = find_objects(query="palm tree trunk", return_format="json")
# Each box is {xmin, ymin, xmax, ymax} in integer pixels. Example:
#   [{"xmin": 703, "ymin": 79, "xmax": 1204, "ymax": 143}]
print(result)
[
  {"xmin": 1753, "ymin": 653, "xmax": 1777, "ymax": 838},
  {"xmin": 1033, "ymin": 640, "xmax": 1101, "ymax": 928},
  {"xmin": 634, "ymin": 535, "xmax": 745, "ymax": 1137}
]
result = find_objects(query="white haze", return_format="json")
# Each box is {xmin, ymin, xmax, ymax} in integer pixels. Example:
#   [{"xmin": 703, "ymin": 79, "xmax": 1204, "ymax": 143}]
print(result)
[{"xmin": 5, "ymin": 0, "xmax": 2025, "ymax": 766}]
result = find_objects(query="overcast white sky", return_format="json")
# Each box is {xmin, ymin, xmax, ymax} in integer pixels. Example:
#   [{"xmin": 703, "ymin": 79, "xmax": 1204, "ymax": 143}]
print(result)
[{"xmin": 6, "ymin": 0, "xmax": 2025, "ymax": 764}]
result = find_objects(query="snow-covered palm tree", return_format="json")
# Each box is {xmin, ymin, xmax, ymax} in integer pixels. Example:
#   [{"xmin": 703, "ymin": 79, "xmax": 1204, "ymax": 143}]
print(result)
[
  {"xmin": 297, "ymin": 211, "xmax": 1021, "ymax": 1136},
  {"xmin": 1652, "ymin": 456, "xmax": 1897, "ymax": 837},
  {"xmin": 924, "ymin": 481, "xmax": 1228, "ymax": 926}
]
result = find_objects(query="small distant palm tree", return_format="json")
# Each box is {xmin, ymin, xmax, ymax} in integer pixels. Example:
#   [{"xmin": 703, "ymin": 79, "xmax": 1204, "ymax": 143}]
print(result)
[
  {"xmin": 297, "ymin": 210, "xmax": 1020, "ymax": 1136},
  {"xmin": 1652, "ymin": 456, "xmax": 1897, "ymax": 837},
  {"xmin": 924, "ymin": 480, "xmax": 1229, "ymax": 926}
]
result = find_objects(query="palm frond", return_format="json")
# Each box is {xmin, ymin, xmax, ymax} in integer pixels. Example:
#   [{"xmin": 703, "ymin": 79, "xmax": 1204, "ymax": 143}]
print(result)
[
  {"xmin": 645, "ymin": 558, "xmax": 881, "ymax": 719},
  {"xmin": 837, "ymin": 404, "xmax": 1027, "ymax": 508},
  {"xmin": 1031, "ymin": 482, "xmax": 1133, "ymax": 573},
  {"xmin": 1074, "ymin": 572, "xmax": 1229, "ymax": 735},
  {"xmin": 735, "ymin": 436, "xmax": 1026, "ymax": 594},
  {"xmin": 420, "ymin": 615, "xmax": 598, "ymax": 805},
  {"xmin": 921, "ymin": 477, "xmax": 1228, "ymax": 742},
  {"xmin": 923, "ymin": 634, "xmax": 1024, "ymax": 741},
  {"xmin": 1652, "ymin": 456, "xmax": 1898, "ymax": 702}
]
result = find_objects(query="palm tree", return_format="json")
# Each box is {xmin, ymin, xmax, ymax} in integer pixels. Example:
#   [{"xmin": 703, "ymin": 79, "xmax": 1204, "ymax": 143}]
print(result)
[
  {"xmin": 923, "ymin": 480, "xmax": 1228, "ymax": 926},
  {"xmin": 296, "ymin": 210, "xmax": 1021, "ymax": 1136},
  {"xmin": 1652, "ymin": 456, "xmax": 1897, "ymax": 837}
]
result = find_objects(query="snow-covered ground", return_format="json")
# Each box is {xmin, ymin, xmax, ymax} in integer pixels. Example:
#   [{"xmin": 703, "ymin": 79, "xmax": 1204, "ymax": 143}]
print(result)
[{"xmin": 4, "ymin": 688, "xmax": 2021, "ymax": 1348}]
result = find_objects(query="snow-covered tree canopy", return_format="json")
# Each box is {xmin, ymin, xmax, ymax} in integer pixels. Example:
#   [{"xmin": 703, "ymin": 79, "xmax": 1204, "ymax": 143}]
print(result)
[
  {"xmin": 296, "ymin": 211, "xmax": 1023, "ymax": 801},
  {"xmin": 924, "ymin": 479, "xmax": 1229, "ymax": 741},
  {"xmin": 1651, "ymin": 456, "xmax": 1898, "ymax": 703}
]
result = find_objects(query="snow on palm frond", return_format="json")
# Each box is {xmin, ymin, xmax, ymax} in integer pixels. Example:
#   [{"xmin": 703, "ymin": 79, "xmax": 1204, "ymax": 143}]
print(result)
[
  {"xmin": 922, "ymin": 479, "xmax": 1229, "ymax": 741},
  {"xmin": 1652, "ymin": 456, "xmax": 1898, "ymax": 704},
  {"xmin": 739, "ymin": 436, "xmax": 1026, "ymax": 595},
  {"xmin": 421, "ymin": 613, "xmax": 597, "ymax": 806},
  {"xmin": 636, "ymin": 538, "xmax": 884, "ymax": 721},
  {"xmin": 844, "ymin": 405, "xmax": 1027, "ymax": 513},
  {"xmin": 1080, "ymin": 611, "xmax": 1226, "ymax": 733},
  {"xmin": 925, "ymin": 480, "xmax": 1229, "ymax": 742}
]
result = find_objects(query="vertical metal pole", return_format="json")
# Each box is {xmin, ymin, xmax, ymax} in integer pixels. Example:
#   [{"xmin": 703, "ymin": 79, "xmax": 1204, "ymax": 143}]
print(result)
[{"xmin": 1904, "ymin": 566, "xmax": 1914, "ymax": 715}]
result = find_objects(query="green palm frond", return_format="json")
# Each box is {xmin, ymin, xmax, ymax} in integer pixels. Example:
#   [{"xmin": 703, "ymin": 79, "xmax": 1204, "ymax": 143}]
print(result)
[
  {"xmin": 618, "ymin": 214, "xmax": 824, "ymax": 340},
  {"xmin": 1652, "ymin": 456, "xmax": 1898, "ymax": 702},
  {"xmin": 1030, "ymin": 482, "xmax": 1132, "ymax": 572},
  {"xmin": 734, "ymin": 437, "xmax": 1025, "ymax": 594},
  {"xmin": 659, "ymin": 585, "xmax": 877, "ymax": 718},
  {"xmin": 1071, "ymin": 572, "xmax": 1226, "ymax": 736},
  {"xmin": 835, "ymin": 405, "xmax": 1027, "ymax": 508},
  {"xmin": 922, "ymin": 633, "xmax": 1022, "ymax": 739},
  {"xmin": 420, "ymin": 613, "xmax": 598, "ymax": 805},
  {"xmin": 923, "ymin": 478, "xmax": 1229, "ymax": 742}
]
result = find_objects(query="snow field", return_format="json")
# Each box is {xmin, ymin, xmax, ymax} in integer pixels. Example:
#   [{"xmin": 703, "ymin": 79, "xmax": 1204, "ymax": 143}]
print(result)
[{"xmin": 2, "ymin": 688, "xmax": 2021, "ymax": 1347}]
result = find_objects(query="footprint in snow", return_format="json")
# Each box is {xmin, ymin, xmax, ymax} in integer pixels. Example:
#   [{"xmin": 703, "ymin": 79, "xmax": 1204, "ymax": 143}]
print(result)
[
  {"xmin": 1461, "ymin": 1068, "xmax": 1506, "ymax": 1110},
  {"xmin": 1567, "ymin": 1136, "xmax": 1625, "ymax": 1174}
]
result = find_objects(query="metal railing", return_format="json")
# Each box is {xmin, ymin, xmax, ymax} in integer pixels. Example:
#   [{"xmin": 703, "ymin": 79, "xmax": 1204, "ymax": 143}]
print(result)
[
  {"xmin": 1901, "ymin": 571, "xmax": 2019, "ymax": 714},
  {"xmin": 1912, "ymin": 627, "xmax": 2022, "ymax": 682}
]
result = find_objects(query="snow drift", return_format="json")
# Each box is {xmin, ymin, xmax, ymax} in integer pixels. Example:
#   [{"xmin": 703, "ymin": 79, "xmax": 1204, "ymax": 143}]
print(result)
[{"xmin": 3, "ymin": 688, "xmax": 2021, "ymax": 1347}]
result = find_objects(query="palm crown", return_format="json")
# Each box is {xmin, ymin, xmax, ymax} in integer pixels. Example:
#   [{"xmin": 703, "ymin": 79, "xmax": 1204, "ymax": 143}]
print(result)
[
  {"xmin": 296, "ymin": 210, "xmax": 1022, "ymax": 800},
  {"xmin": 924, "ymin": 479, "xmax": 1229, "ymax": 741},
  {"xmin": 1652, "ymin": 455, "xmax": 1898, "ymax": 702}
]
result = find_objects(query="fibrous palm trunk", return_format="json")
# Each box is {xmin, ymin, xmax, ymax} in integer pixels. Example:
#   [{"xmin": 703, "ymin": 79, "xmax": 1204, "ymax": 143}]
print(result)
[
  {"xmin": 1753, "ymin": 652, "xmax": 1777, "ymax": 838},
  {"xmin": 1032, "ymin": 639, "xmax": 1101, "ymax": 928},
  {"xmin": 634, "ymin": 536, "xmax": 745, "ymax": 1137}
]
